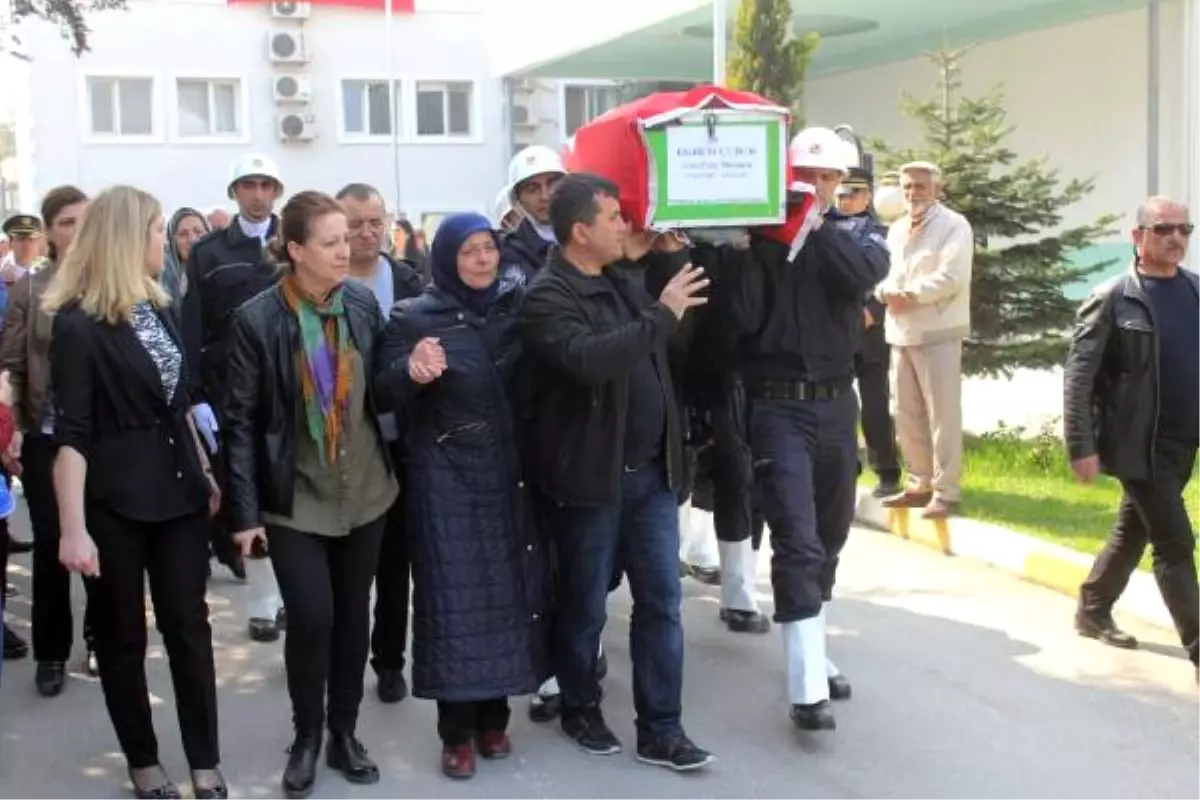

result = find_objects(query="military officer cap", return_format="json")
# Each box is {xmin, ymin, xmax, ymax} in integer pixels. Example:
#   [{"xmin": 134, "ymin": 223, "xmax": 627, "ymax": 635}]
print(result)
[
  {"xmin": 2, "ymin": 213, "xmax": 44, "ymax": 238},
  {"xmin": 837, "ymin": 166, "xmax": 873, "ymax": 196}
]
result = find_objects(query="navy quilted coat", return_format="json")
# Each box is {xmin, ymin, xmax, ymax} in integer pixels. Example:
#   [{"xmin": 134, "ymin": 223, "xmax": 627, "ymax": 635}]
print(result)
[{"xmin": 374, "ymin": 279, "xmax": 548, "ymax": 702}]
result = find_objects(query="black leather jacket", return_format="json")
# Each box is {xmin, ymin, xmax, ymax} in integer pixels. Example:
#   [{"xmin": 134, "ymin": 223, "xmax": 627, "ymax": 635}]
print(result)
[
  {"xmin": 222, "ymin": 280, "xmax": 392, "ymax": 532},
  {"xmin": 1063, "ymin": 265, "xmax": 1200, "ymax": 481}
]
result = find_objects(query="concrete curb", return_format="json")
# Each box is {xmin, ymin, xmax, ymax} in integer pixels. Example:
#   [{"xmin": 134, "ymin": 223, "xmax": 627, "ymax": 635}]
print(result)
[{"xmin": 854, "ymin": 488, "xmax": 1174, "ymax": 630}]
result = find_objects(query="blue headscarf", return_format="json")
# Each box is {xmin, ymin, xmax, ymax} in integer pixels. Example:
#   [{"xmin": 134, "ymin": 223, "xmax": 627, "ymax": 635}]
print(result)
[{"xmin": 429, "ymin": 212, "xmax": 501, "ymax": 318}]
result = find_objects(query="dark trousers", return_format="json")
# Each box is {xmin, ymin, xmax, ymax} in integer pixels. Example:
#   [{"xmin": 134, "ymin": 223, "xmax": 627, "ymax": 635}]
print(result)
[
  {"xmin": 205, "ymin": 454, "xmax": 241, "ymax": 565},
  {"xmin": 436, "ymin": 698, "xmax": 511, "ymax": 746},
  {"xmin": 749, "ymin": 392, "xmax": 859, "ymax": 622},
  {"xmin": 24, "ymin": 434, "xmax": 96, "ymax": 662},
  {"xmin": 267, "ymin": 516, "xmax": 385, "ymax": 734},
  {"xmin": 553, "ymin": 461, "xmax": 684, "ymax": 742},
  {"xmin": 370, "ymin": 498, "xmax": 409, "ymax": 674},
  {"xmin": 88, "ymin": 505, "xmax": 218, "ymax": 770},
  {"xmin": 1079, "ymin": 437, "xmax": 1199, "ymax": 664},
  {"xmin": 709, "ymin": 385, "xmax": 764, "ymax": 547},
  {"xmin": 854, "ymin": 352, "xmax": 901, "ymax": 484}
]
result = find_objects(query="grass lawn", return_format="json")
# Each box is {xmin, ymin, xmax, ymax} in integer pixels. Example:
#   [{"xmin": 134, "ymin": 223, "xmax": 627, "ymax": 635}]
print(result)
[{"xmin": 863, "ymin": 428, "xmax": 1199, "ymax": 571}]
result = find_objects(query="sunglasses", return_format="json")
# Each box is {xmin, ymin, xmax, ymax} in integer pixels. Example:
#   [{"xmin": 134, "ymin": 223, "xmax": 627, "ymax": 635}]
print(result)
[{"xmin": 1140, "ymin": 223, "xmax": 1195, "ymax": 237}]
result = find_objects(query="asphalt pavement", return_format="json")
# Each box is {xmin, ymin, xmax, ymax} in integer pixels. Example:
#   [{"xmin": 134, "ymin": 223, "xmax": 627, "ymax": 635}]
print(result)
[{"xmin": 1, "ymin": 503, "xmax": 1196, "ymax": 799}]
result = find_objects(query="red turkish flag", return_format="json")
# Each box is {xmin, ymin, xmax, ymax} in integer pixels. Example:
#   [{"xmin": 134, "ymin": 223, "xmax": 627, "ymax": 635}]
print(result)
[{"xmin": 228, "ymin": 0, "xmax": 415, "ymax": 11}]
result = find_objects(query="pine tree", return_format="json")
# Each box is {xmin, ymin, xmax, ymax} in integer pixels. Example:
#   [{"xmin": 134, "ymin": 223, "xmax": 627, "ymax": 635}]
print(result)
[
  {"xmin": 872, "ymin": 45, "xmax": 1119, "ymax": 377},
  {"xmin": 5, "ymin": 0, "xmax": 126, "ymax": 58},
  {"xmin": 726, "ymin": 0, "xmax": 819, "ymax": 127}
]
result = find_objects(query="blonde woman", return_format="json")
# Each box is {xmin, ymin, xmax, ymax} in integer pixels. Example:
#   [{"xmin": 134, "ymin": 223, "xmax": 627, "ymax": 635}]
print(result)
[{"xmin": 44, "ymin": 186, "xmax": 225, "ymax": 800}]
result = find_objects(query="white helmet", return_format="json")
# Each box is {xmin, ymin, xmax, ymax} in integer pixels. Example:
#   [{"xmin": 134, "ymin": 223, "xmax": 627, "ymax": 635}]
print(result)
[
  {"xmin": 507, "ymin": 145, "xmax": 565, "ymax": 199},
  {"xmin": 227, "ymin": 154, "xmax": 283, "ymax": 199},
  {"xmin": 789, "ymin": 127, "xmax": 851, "ymax": 173},
  {"xmin": 493, "ymin": 186, "xmax": 516, "ymax": 227}
]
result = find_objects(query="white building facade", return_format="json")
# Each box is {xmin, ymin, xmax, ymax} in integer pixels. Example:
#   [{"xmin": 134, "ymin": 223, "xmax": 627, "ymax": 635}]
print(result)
[{"xmin": 11, "ymin": 0, "xmax": 524, "ymax": 231}]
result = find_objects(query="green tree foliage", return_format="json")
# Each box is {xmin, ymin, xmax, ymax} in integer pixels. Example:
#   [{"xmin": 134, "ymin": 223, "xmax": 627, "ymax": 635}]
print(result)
[
  {"xmin": 872, "ymin": 45, "xmax": 1119, "ymax": 377},
  {"xmin": 725, "ymin": 0, "xmax": 819, "ymax": 127},
  {"xmin": 9, "ymin": 0, "xmax": 126, "ymax": 57}
]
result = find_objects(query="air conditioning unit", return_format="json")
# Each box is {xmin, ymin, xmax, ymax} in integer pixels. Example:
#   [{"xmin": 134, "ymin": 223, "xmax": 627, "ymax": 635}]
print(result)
[
  {"xmin": 271, "ymin": 0, "xmax": 311, "ymax": 18},
  {"xmin": 511, "ymin": 102, "xmax": 535, "ymax": 129},
  {"xmin": 273, "ymin": 75, "xmax": 312, "ymax": 104},
  {"xmin": 268, "ymin": 31, "xmax": 309, "ymax": 64},
  {"xmin": 278, "ymin": 111, "xmax": 316, "ymax": 142}
]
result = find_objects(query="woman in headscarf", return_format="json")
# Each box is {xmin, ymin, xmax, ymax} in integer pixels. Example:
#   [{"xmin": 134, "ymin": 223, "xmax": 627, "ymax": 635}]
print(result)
[
  {"xmin": 374, "ymin": 212, "xmax": 547, "ymax": 780},
  {"xmin": 161, "ymin": 208, "xmax": 209, "ymax": 304}
]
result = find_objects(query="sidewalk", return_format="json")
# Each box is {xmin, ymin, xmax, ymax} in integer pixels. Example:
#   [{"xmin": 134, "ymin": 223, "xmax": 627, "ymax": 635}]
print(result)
[{"xmin": 853, "ymin": 488, "xmax": 1174, "ymax": 630}]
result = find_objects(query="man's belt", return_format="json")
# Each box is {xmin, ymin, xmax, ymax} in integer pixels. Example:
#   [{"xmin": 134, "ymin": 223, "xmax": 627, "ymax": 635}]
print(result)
[{"xmin": 747, "ymin": 378, "xmax": 852, "ymax": 402}]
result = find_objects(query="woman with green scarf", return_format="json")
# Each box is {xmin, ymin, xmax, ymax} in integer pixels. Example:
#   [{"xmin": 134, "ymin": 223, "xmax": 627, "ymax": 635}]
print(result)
[{"xmin": 221, "ymin": 191, "xmax": 397, "ymax": 799}]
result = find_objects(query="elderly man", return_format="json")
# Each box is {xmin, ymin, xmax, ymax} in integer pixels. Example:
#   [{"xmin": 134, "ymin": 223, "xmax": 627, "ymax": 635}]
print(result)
[
  {"xmin": 1066, "ymin": 196, "xmax": 1197, "ymax": 674},
  {"xmin": 876, "ymin": 161, "xmax": 974, "ymax": 519}
]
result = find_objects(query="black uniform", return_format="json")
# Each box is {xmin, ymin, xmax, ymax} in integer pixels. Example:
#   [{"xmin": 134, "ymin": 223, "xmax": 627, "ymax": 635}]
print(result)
[
  {"xmin": 729, "ymin": 215, "xmax": 888, "ymax": 622},
  {"xmin": 827, "ymin": 207, "xmax": 901, "ymax": 491}
]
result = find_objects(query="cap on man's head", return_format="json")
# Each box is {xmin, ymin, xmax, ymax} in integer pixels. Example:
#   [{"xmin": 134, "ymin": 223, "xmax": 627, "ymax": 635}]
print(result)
[
  {"xmin": 837, "ymin": 166, "xmax": 873, "ymax": 196},
  {"xmin": 898, "ymin": 160, "xmax": 942, "ymax": 180},
  {"xmin": 2, "ymin": 213, "xmax": 44, "ymax": 238}
]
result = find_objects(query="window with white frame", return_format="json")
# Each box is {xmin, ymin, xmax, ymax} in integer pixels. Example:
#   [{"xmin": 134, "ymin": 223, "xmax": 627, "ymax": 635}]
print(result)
[
  {"xmin": 415, "ymin": 81, "xmax": 474, "ymax": 138},
  {"xmin": 176, "ymin": 78, "xmax": 242, "ymax": 138},
  {"xmin": 341, "ymin": 79, "xmax": 398, "ymax": 138},
  {"xmin": 86, "ymin": 76, "xmax": 154, "ymax": 137},
  {"xmin": 563, "ymin": 84, "xmax": 620, "ymax": 137}
]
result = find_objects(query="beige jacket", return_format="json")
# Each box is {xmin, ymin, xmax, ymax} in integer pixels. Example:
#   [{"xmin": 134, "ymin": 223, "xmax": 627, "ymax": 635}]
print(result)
[{"xmin": 877, "ymin": 204, "xmax": 974, "ymax": 347}]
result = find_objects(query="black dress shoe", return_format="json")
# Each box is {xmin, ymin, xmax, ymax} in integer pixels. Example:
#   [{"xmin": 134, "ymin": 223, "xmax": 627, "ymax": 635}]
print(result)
[
  {"xmin": 1075, "ymin": 610, "xmax": 1138, "ymax": 649},
  {"xmin": 190, "ymin": 768, "xmax": 228, "ymax": 800},
  {"xmin": 7, "ymin": 535, "xmax": 33, "ymax": 554},
  {"xmin": 219, "ymin": 552, "xmax": 247, "ymax": 582},
  {"xmin": 719, "ymin": 608, "xmax": 771, "ymax": 634},
  {"xmin": 3, "ymin": 624, "xmax": 28, "ymax": 660},
  {"xmin": 685, "ymin": 564, "xmax": 722, "ymax": 586},
  {"xmin": 872, "ymin": 480, "xmax": 903, "ymax": 499},
  {"xmin": 790, "ymin": 700, "xmax": 836, "ymax": 731},
  {"xmin": 528, "ymin": 691, "xmax": 561, "ymax": 722},
  {"xmin": 376, "ymin": 668, "xmax": 408, "ymax": 704},
  {"xmin": 128, "ymin": 766, "xmax": 182, "ymax": 799},
  {"xmin": 35, "ymin": 661, "xmax": 66, "ymax": 697},
  {"xmin": 828, "ymin": 674, "xmax": 852, "ymax": 701},
  {"xmin": 326, "ymin": 732, "xmax": 379, "ymax": 785},
  {"xmin": 248, "ymin": 617, "xmax": 280, "ymax": 643},
  {"xmin": 282, "ymin": 732, "xmax": 321, "ymax": 799}
]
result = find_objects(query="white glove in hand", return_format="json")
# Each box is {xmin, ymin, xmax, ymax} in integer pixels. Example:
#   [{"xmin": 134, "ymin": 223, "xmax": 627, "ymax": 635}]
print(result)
[{"xmin": 190, "ymin": 403, "xmax": 219, "ymax": 454}]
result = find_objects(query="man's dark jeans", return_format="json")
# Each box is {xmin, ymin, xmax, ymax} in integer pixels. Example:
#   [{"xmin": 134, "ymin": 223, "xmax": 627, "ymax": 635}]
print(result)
[
  {"xmin": 1080, "ymin": 436, "xmax": 1199, "ymax": 664},
  {"xmin": 552, "ymin": 461, "xmax": 684, "ymax": 743}
]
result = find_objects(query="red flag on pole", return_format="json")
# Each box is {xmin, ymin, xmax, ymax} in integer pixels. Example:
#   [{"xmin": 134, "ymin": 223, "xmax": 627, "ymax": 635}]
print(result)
[{"xmin": 228, "ymin": 0, "xmax": 415, "ymax": 11}]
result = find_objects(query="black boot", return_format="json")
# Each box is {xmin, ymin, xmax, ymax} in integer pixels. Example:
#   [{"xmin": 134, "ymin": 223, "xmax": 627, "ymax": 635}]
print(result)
[
  {"xmin": 281, "ymin": 731, "xmax": 321, "ymax": 799},
  {"xmin": 790, "ymin": 700, "xmax": 836, "ymax": 731},
  {"xmin": 35, "ymin": 661, "xmax": 66, "ymax": 697},
  {"xmin": 326, "ymin": 731, "xmax": 379, "ymax": 785},
  {"xmin": 1075, "ymin": 609, "xmax": 1137, "ymax": 649},
  {"xmin": 375, "ymin": 668, "xmax": 408, "ymax": 704}
]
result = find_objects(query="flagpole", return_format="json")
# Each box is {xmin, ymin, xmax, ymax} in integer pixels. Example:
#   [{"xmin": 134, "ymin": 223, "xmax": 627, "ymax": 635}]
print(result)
[
  {"xmin": 712, "ymin": 0, "xmax": 726, "ymax": 86},
  {"xmin": 386, "ymin": 0, "xmax": 402, "ymax": 217}
]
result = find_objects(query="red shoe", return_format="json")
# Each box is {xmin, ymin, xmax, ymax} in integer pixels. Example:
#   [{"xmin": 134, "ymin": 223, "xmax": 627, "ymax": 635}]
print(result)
[
  {"xmin": 476, "ymin": 730, "xmax": 512, "ymax": 760},
  {"xmin": 441, "ymin": 743, "xmax": 475, "ymax": 779}
]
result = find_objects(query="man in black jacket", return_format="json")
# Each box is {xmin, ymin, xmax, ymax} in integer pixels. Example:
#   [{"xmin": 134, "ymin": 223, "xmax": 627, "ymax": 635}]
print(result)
[
  {"xmin": 834, "ymin": 167, "xmax": 902, "ymax": 497},
  {"xmin": 337, "ymin": 183, "xmax": 426, "ymax": 705},
  {"xmin": 182, "ymin": 153, "xmax": 286, "ymax": 643},
  {"xmin": 519, "ymin": 173, "xmax": 713, "ymax": 772},
  {"xmin": 1065, "ymin": 196, "xmax": 1198, "ymax": 673},
  {"xmin": 730, "ymin": 127, "xmax": 889, "ymax": 732}
]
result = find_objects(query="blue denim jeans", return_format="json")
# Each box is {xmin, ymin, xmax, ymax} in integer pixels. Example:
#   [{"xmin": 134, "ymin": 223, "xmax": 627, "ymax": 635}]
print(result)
[
  {"xmin": 748, "ymin": 392, "xmax": 859, "ymax": 622},
  {"xmin": 552, "ymin": 461, "xmax": 684, "ymax": 742}
]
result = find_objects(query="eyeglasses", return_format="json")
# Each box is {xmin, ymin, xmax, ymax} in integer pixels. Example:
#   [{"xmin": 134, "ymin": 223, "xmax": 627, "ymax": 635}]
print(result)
[{"xmin": 1141, "ymin": 223, "xmax": 1195, "ymax": 237}]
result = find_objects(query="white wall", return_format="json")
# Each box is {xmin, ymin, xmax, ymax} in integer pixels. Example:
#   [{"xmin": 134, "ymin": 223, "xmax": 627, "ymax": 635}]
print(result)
[
  {"xmin": 19, "ymin": 0, "xmax": 506, "ymax": 222},
  {"xmin": 807, "ymin": 4, "xmax": 1189, "ymax": 253}
]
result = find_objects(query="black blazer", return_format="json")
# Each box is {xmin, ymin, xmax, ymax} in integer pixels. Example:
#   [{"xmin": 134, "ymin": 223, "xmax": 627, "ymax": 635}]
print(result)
[{"xmin": 51, "ymin": 302, "xmax": 209, "ymax": 523}]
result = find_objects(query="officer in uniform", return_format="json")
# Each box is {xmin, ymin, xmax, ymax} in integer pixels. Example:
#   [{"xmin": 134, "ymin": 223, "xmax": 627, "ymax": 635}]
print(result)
[
  {"xmin": 831, "ymin": 163, "xmax": 902, "ymax": 498},
  {"xmin": 181, "ymin": 154, "xmax": 287, "ymax": 642},
  {"xmin": 730, "ymin": 126, "xmax": 889, "ymax": 732}
]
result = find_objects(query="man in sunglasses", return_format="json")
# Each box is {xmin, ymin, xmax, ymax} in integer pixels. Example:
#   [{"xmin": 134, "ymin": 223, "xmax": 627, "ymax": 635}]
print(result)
[{"xmin": 1064, "ymin": 195, "xmax": 1198, "ymax": 676}]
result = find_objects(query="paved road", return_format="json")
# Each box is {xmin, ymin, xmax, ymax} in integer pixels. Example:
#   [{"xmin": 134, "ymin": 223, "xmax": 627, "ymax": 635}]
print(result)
[{"xmin": 2, "ymin": 504, "xmax": 1197, "ymax": 799}]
